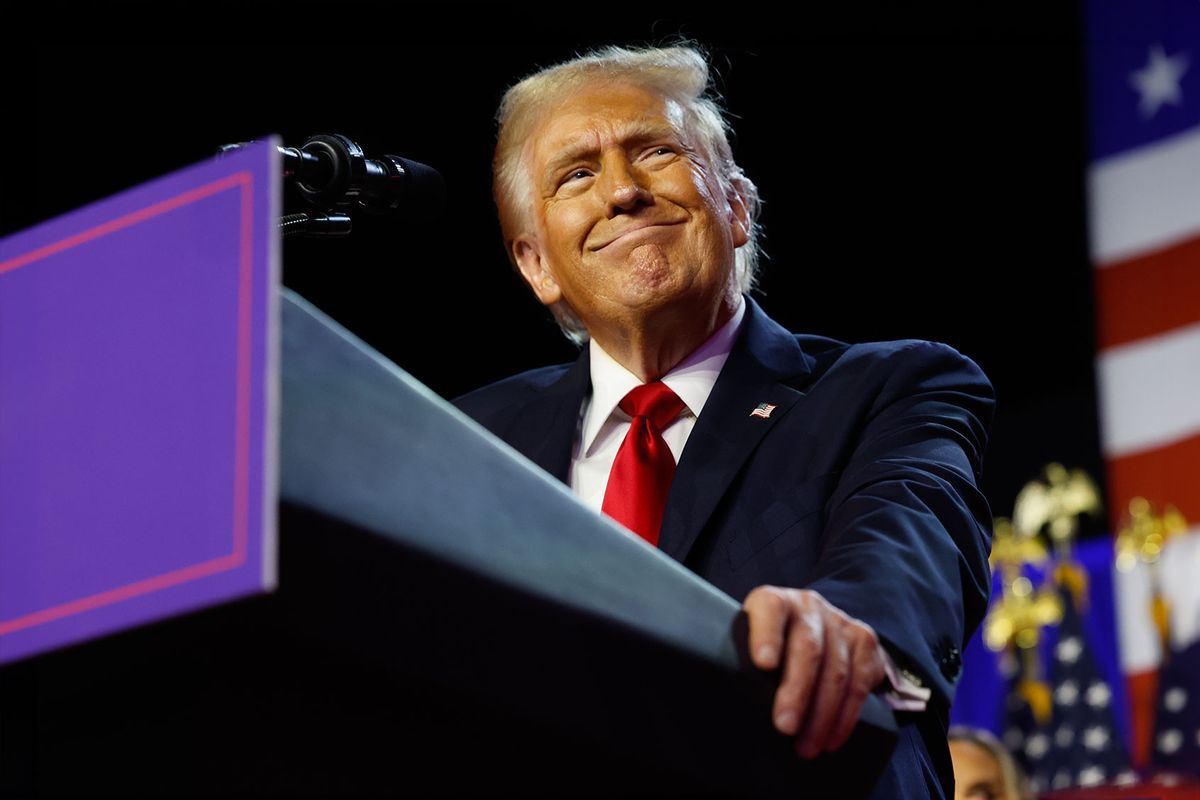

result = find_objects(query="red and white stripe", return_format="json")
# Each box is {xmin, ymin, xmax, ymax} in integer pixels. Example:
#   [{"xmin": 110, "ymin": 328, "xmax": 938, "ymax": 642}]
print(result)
[{"xmin": 1091, "ymin": 123, "xmax": 1200, "ymax": 766}]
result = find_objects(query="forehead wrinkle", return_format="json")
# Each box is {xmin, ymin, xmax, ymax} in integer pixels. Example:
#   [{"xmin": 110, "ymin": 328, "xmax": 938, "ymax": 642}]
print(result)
[{"xmin": 537, "ymin": 113, "xmax": 685, "ymax": 187}]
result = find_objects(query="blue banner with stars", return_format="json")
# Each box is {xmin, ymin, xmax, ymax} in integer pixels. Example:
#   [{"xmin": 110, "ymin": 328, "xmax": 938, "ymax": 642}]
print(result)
[{"xmin": 1086, "ymin": 0, "xmax": 1200, "ymax": 161}]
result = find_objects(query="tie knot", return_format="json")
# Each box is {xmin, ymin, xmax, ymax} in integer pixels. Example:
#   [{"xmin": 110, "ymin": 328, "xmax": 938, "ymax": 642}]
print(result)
[{"xmin": 619, "ymin": 382, "xmax": 686, "ymax": 430}]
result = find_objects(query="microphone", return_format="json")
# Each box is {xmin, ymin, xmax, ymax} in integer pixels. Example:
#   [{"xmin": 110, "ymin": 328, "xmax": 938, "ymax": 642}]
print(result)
[{"xmin": 221, "ymin": 133, "xmax": 445, "ymax": 217}]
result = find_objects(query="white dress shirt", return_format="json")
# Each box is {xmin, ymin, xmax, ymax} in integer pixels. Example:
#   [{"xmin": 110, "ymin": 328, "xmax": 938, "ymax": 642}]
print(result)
[{"xmin": 569, "ymin": 297, "xmax": 747, "ymax": 513}]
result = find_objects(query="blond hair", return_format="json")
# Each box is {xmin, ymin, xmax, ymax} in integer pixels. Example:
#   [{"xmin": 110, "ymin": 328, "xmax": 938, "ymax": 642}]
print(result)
[
  {"xmin": 493, "ymin": 44, "xmax": 763, "ymax": 344},
  {"xmin": 948, "ymin": 725, "xmax": 1033, "ymax": 800}
]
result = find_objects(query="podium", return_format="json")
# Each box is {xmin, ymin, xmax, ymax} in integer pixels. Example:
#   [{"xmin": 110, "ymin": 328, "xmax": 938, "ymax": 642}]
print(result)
[
  {"xmin": 0, "ymin": 290, "xmax": 897, "ymax": 798},
  {"xmin": 0, "ymin": 146, "xmax": 896, "ymax": 797}
]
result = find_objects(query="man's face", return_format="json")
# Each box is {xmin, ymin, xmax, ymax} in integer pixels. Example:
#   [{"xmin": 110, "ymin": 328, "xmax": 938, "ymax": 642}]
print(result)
[{"xmin": 511, "ymin": 82, "xmax": 749, "ymax": 343}]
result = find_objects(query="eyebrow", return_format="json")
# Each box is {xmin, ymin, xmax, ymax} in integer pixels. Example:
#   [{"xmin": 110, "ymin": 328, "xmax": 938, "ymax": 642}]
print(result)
[{"xmin": 539, "ymin": 120, "xmax": 681, "ymax": 186}]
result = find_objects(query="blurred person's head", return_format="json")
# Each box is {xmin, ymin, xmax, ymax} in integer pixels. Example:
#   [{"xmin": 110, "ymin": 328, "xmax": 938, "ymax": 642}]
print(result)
[{"xmin": 949, "ymin": 726, "xmax": 1032, "ymax": 800}]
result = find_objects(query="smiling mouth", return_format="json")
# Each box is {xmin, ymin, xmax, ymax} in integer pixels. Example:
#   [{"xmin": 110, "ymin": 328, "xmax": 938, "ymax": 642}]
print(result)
[{"xmin": 590, "ymin": 221, "xmax": 685, "ymax": 251}]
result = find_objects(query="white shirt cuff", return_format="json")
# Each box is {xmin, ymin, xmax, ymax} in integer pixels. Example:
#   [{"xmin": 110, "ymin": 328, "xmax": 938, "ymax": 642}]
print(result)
[{"xmin": 878, "ymin": 648, "xmax": 932, "ymax": 712}]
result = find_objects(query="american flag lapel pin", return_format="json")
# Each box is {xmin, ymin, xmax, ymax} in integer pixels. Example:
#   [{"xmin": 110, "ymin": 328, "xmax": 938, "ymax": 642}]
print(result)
[{"xmin": 750, "ymin": 403, "xmax": 776, "ymax": 419}]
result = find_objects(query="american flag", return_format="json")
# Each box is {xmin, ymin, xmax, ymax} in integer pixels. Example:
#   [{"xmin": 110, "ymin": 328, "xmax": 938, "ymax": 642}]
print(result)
[
  {"xmin": 749, "ymin": 403, "xmax": 776, "ymax": 419},
  {"xmin": 999, "ymin": 645, "xmax": 1048, "ymax": 777},
  {"xmin": 1005, "ymin": 585, "xmax": 1132, "ymax": 793},
  {"xmin": 1152, "ymin": 639, "xmax": 1200, "ymax": 774},
  {"xmin": 1085, "ymin": 0, "xmax": 1200, "ymax": 770},
  {"xmin": 1147, "ymin": 531, "xmax": 1200, "ymax": 778}
]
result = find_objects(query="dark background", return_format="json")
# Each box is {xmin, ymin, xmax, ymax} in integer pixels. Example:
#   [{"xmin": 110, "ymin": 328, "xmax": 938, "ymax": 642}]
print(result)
[{"xmin": 7, "ymin": 3, "xmax": 1103, "ymax": 534}]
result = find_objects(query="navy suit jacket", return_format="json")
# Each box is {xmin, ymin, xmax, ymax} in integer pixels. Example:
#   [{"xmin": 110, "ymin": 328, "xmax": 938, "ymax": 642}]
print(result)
[{"xmin": 455, "ymin": 297, "xmax": 995, "ymax": 798}]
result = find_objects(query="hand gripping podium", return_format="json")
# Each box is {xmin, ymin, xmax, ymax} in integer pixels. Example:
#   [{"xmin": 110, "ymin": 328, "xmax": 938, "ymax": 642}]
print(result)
[{"xmin": 0, "ymin": 145, "xmax": 896, "ymax": 797}]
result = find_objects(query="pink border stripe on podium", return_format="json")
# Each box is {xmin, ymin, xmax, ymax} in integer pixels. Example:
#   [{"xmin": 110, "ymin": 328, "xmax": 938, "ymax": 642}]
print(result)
[{"xmin": 0, "ymin": 173, "xmax": 255, "ymax": 637}]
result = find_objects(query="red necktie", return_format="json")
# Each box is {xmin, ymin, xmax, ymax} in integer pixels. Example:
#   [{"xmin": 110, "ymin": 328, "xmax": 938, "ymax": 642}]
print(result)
[{"xmin": 601, "ymin": 382, "xmax": 686, "ymax": 546}]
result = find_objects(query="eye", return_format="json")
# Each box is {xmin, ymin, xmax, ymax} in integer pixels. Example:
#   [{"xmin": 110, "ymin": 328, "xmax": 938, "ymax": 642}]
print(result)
[{"xmin": 558, "ymin": 168, "xmax": 593, "ymax": 189}]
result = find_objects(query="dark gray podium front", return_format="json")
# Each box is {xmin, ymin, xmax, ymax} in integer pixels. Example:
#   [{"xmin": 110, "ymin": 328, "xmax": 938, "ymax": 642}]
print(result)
[{"xmin": 0, "ymin": 291, "xmax": 895, "ymax": 798}]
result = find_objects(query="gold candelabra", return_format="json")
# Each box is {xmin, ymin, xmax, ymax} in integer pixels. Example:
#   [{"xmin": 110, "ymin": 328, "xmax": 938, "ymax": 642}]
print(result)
[{"xmin": 1115, "ymin": 497, "xmax": 1188, "ymax": 649}]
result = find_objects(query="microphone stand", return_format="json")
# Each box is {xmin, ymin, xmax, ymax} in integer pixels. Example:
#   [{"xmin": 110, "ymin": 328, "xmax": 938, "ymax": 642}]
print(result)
[
  {"xmin": 219, "ymin": 134, "xmax": 443, "ymax": 238},
  {"xmin": 220, "ymin": 141, "xmax": 354, "ymax": 239},
  {"xmin": 279, "ymin": 212, "xmax": 352, "ymax": 239}
]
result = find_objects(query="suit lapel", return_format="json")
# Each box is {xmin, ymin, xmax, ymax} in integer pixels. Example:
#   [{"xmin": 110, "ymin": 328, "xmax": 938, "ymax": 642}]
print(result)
[
  {"xmin": 509, "ymin": 350, "xmax": 591, "ymax": 485},
  {"xmin": 657, "ymin": 299, "xmax": 816, "ymax": 564}
]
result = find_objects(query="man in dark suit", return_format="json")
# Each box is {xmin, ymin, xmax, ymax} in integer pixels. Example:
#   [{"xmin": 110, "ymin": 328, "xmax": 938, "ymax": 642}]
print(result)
[{"xmin": 456, "ymin": 44, "xmax": 994, "ymax": 799}]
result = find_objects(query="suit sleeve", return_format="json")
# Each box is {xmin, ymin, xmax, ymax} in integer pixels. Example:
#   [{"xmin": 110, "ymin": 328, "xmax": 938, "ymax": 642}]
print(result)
[{"xmin": 804, "ymin": 340, "xmax": 995, "ymax": 708}]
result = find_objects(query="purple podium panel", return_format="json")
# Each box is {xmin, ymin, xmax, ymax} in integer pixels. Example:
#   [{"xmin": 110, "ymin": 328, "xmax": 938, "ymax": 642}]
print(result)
[{"xmin": 0, "ymin": 139, "xmax": 280, "ymax": 665}]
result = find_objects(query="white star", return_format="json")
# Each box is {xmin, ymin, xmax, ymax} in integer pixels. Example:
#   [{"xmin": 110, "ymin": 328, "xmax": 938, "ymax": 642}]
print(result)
[
  {"xmin": 1129, "ymin": 44, "xmax": 1190, "ymax": 119},
  {"xmin": 1087, "ymin": 681, "xmax": 1112, "ymax": 708},
  {"xmin": 1078, "ymin": 765, "xmax": 1107, "ymax": 787},
  {"xmin": 1052, "ymin": 770, "xmax": 1072, "ymax": 790},
  {"xmin": 1056, "ymin": 636, "xmax": 1083, "ymax": 664},
  {"xmin": 1116, "ymin": 770, "xmax": 1138, "ymax": 786},
  {"xmin": 1055, "ymin": 725, "xmax": 1075, "ymax": 748},
  {"xmin": 1083, "ymin": 725, "xmax": 1110, "ymax": 751},
  {"xmin": 1164, "ymin": 687, "xmax": 1187, "ymax": 713},
  {"xmin": 1004, "ymin": 728, "xmax": 1024, "ymax": 750},
  {"xmin": 1158, "ymin": 728, "xmax": 1183, "ymax": 754},
  {"xmin": 1056, "ymin": 680, "xmax": 1079, "ymax": 706},
  {"xmin": 1025, "ymin": 732, "xmax": 1050, "ymax": 760}
]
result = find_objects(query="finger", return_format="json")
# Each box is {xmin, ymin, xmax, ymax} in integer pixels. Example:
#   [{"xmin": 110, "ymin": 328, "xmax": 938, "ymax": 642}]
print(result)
[
  {"xmin": 772, "ymin": 594, "xmax": 824, "ymax": 737},
  {"xmin": 795, "ymin": 617, "xmax": 850, "ymax": 758},
  {"xmin": 825, "ymin": 627, "xmax": 885, "ymax": 753},
  {"xmin": 743, "ymin": 586, "xmax": 791, "ymax": 671}
]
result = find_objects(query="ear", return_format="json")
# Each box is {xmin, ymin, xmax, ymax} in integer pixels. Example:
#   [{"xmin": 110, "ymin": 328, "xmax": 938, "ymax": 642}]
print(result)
[
  {"xmin": 726, "ymin": 186, "xmax": 751, "ymax": 249},
  {"xmin": 512, "ymin": 236, "xmax": 563, "ymax": 306}
]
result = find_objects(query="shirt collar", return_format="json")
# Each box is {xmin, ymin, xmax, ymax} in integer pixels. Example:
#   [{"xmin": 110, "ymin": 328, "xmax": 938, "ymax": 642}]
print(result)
[{"xmin": 580, "ymin": 296, "xmax": 747, "ymax": 455}]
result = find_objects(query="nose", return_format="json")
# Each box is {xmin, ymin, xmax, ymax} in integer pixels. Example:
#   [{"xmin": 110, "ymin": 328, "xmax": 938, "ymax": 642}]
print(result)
[{"xmin": 602, "ymin": 156, "xmax": 653, "ymax": 217}]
